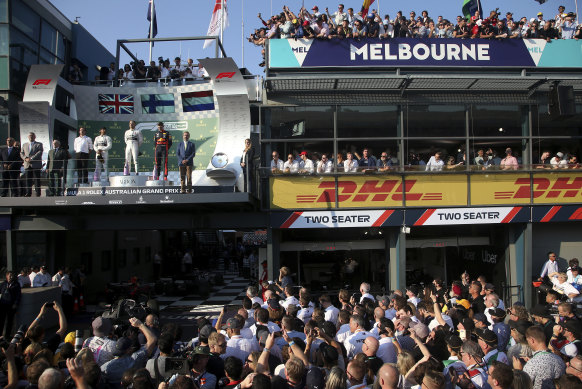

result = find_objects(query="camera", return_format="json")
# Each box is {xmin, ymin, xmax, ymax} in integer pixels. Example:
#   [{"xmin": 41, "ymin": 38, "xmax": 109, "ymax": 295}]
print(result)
[
  {"xmin": 165, "ymin": 357, "xmax": 190, "ymax": 376},
  {"xmin": 11, "ymin": 325, "xmax": 26, "ymax": 344}
]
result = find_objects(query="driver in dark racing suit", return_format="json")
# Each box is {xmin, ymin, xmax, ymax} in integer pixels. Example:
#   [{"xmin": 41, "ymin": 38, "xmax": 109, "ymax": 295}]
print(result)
[{"xmin": 154, "ymin": 122, "xmax": 172, "ymax": 180}]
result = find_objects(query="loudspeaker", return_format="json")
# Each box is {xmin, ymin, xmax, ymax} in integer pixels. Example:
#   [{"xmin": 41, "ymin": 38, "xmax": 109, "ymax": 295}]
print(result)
[{"xmin": 549, "ymin": 84, "xmax": 576, "ymax": 117}]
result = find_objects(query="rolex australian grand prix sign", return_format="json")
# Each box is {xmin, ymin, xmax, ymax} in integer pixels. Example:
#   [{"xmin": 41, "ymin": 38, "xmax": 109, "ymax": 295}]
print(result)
[{"xmin": 268, "ymin": 38, "xmax": 582, "ymax": 68}]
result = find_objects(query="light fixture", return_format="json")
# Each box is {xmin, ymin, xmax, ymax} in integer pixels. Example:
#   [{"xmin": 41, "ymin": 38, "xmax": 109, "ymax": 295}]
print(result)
[
  {"xmin": 498, "ymin": 127, "xmax": 504, "ymax": 132},
  {"xmin": 401, "ymin": 225, "xmax": 411, "ymax": 234}
]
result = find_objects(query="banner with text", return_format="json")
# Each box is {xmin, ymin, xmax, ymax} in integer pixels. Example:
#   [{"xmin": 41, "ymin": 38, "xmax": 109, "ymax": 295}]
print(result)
[
  {"xmin": 275, "ymin": 210, "xmax": 402, "ymax": 228},
  {"xmin": 268, "ymin": 38, "xmax": 582, "ymax": 69},
  {"xmin": 409, "ymin": 207, "xmax": 527, "ymax": 226}
]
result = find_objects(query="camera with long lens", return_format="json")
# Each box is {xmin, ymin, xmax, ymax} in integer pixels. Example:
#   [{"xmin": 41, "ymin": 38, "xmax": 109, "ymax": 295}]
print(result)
[
  {"xmin": 165, "ymin": 357, "xmax": 190, "ymax": 376},
  {"xmin": 11, "ymin": 325, "xmax": 26, "ymax": 345}
]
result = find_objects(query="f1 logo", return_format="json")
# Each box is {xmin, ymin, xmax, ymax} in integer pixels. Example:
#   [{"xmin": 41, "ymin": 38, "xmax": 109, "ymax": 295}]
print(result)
[
  {"xmin": 216, "ymin": 72, "xmax": 235, "ymax": 79},
  {"xmin": 33, "ymin": 79, "xmax": 51, "ymax": 85}
]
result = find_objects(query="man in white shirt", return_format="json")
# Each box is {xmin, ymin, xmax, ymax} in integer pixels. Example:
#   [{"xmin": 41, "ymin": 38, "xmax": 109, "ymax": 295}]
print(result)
[
  {"xmin": 316, "ymin": 154, "xmax": 333, "ymax": 173},
  {"xmin": 344, "ymin": 152, "xmax": 359, "ymax": 172},
  {"xmin": 327, "ymin": 4, "xmax": 348, "ymax": 26},
  {"xmin": 283, "ymin": 154, "xmax": 299, "ymax": 173},
  {"xmin": 271, "ymin": 151, "xmax": 284, "ymax": 172},
  {"xmin": 28, "ymin": 266, "xmax": 38, "ymax": 286},
  {"xmin": 344, "ymin": 315, "xmax": 377, "ymax": 359},
  {"xmin": 249, "ymin": 308, "xmax": 281, "ymax": 335},
  {"xmin": 74, "ymin": 127, "xmax": 93, "ymax": 184},
  {"xmin": 298, "ymin": 151, "xmax": 314, "ymax": 174},
  {"xmin": 93, "ymin": 127, "xmax": 112, "ymax": 182},
  {"xmin": 376, "ymin": 318, "xmax": 398, "ymax": 364},
  {"xmin": 319, "ymin": 294, "xmax": 339, "ymax": 325},
  {"xmin": 359, "ymin": 282, "xmax": 375, "ymax": 303},
  {"xmin": 32, "ymin": 266, "xmax": 50, "ymax": 287},
  {"xmin": 406, "ymin": 285, "xmax": 421, "ymax": 307},
  {"xmin": 246, "ymin": 285, "xmax": 263, "ymax": 306},
  {"xmin": 224, "ymin": 318, "xmax": 259, "ymax": 364},
  {"xmin": 280, "ymin": 286, "xmax": 299, "ymax": 309},
  {"xmin": 124, "ymin": 121, "xmax": 143, "ymax": 176},
  {"xmin": 425, "ymin": 151, "xmax": 444, "ymax": 171},
  {"xmin": 539, "ymin": 251, "xmax": 559, "ymax": 281}
]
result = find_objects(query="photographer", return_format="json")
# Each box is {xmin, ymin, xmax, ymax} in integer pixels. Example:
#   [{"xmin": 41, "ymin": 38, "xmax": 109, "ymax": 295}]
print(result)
[
  {"xmin": 146, "ymin": 332, "xmax": 175, "ymax": 385},
  {"xmin": 26, "ymin": 301, "xmax": 68, "ymax": 353},
  {"xmin": 134, "ymin": 60, "xmax": 147, "ymax": 80},
  {"xmin": 168, "ymin": 346, "xmax": 217, "ymax": 389},
  {"xmin": 82, "ymin": 317, "xmax": 116, "ymax": 366},
  {"xmin": 100, "ymin": 317, "xmax": 157, "ymax": 388},
  {"xmin": 147, "ymin": 60, "xmax": 161, "ymax": 81}
]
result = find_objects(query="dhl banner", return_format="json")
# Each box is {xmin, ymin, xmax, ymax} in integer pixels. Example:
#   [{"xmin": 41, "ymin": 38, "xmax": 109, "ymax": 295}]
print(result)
[
  {"xmin": 271, "ymin": 173, "xmax": 582, "ymax": 210},
  {"xmin": 270, "ymin": 175, "xmax": 468, "ymax": 209},
  {"xmin": 471, "ymin": 173, "xmax": 582, "ymax": 206}
]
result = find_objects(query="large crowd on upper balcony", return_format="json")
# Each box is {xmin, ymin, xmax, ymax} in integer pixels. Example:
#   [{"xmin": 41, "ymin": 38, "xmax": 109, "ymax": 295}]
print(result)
[{"xmin": 249, "ymin": 4, "xmax": 581, "ymax": 64}]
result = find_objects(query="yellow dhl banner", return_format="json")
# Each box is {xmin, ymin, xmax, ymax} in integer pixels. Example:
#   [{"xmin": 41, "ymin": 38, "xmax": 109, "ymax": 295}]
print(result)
[
  {"xmin": 470, "ymin": 174, "xmax": 530, "ymax": 206},
  {"xmin": 270, "ymin": 175, "xmax": 468, "ymax": 209}
]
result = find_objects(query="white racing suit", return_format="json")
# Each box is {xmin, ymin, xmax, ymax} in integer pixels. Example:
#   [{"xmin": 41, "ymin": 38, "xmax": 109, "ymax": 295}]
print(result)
[
  {"xmin": 93, "ymin": 135, "xmax": 112, "ymax": 181},
  {"xmin": 124, "ymin": 129, "xmax": 143, "ymax": 175}
]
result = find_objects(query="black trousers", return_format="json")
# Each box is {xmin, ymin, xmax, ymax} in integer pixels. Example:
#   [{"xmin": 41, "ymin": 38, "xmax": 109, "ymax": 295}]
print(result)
[
  {"xmin": 48, "ymin": 171, "xmax": 64, "ymax": 196},
  {"xmin": 0, "ymin": 304, "xmax": 16, "ymax": 337},
  {"xmin": 155, "ymin": 146, "xmax": 169, "ymax": 179},
  {"xmin": 24, "ymin": 167, "xmax": 41, "ymax": 196},
  {"xmin": 2, "ymin": 170, "xmax": 20, "ymax": 197},
  {"xmin": 76, "ymin": 152, "xmax": 89, "ymax": 184}
]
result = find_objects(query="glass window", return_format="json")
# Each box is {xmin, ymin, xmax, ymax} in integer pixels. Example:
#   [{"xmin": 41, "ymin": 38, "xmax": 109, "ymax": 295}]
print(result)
[
  {"xmin": 531, "ymin": 139, "xmax": 582, "ymax": 166},
  {"xmin": 9, "ymin": 58, "xmax": 28, "ymax": 94},
  {"xmin": 56, "ymin": 33, "xmax": 67, "ymax": 60},
  {"xmin": 0, "ymin": 57, "xmax": 7, "ymax": 90},
  {"xmin": 268, "ymin": 106, "xmax": 333, "ymax": 139},
  {"xmin": 40, "ymin": 48, "xmax": 56, "ymax": 65},
  {"xmin": 10, "ymin": 27, "xmax": 38, "ymax": 66},
  {"xmin": 263, "ymin": 141, "xmax": 333, "ymax": 171},
  {"xmin": 532, "ymin": 104, "xmax": 582, "ymax": 137},
  {"xmin": 470, "ymin": 105, "xmax": 527, "ymax": 137},
  {"xmin": 337, "ymin": 140, "xmax": 400, "ymax": 171},
  {"xmin": 338, "ymin": 105, "xmax": 398, "ymax": 138},
  {"xmin": 11, "ymin": 0, "xmax": 40, "ymax": 40},
  {"xmin": 405, "ymin": 105, "xmax": 466, "ymax": 137},
  {"xmin": 40, "ymin": 20, "xmax": 57, "ymax": 53},
  {"xmin": 405, "ymin": 139, "xmax": 468, "ymax": 171},
  {"xmin": 468, "ymin": 140, "xmax": 527, "ymax": 169},
  {"xmin": 0, "ymin": 25, "xmax": 8, "ymax": 55},
  {"xmin": 0, "ymin": 0, "xmax": 7, "ymax": 23}
]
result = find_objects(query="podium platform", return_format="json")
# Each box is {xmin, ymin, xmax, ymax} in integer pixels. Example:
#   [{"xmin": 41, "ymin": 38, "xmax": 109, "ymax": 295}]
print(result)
[{"xmin": 109, "ymin": 175, "xmax": 149, "ymax": 187}]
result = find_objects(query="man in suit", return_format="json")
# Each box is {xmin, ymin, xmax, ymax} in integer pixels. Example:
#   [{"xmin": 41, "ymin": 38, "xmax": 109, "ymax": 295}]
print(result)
[
  {"xmin": 0, "ymin": 137, "xmax": 22, "ymax": 197},
  {"xmin": 47, "ymin": 139, "xmax": 69, "ymax": 196},
  {"xmin": 176, "ymin": 131, "xmax": 196, "ymax": 193},
  {"xmin": 20, "ymin": 132, "xmax": 43, "ymax": 197}
]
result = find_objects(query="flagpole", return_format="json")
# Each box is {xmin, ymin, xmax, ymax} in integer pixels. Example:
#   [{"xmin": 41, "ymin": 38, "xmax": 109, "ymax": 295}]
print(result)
[
  {"xmin": 148, "ymin": 0, "xmax": 154, "ymax": 63},
  {"xmin": 377, "ymin": 0, "xmax": 380, "ymax": 16},
  {"xmin": 220, "ymin": 0, "xmax": 225, "ymax": 57},
  {"xmin": 242, "ymin": 0, "xmax": 245, "ymax": 68}
]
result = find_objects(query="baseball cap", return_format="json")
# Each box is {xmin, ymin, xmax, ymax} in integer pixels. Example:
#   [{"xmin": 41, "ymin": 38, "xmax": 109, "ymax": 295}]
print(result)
[
  {"xmin": 409, "ymin": 322, "xmax": 429, "ymax": 339},
  {"xmin": 484, "ymin": 283, "xmax": 495, "ymax": 291},
  {"xmin": 300, "ymin": 151, "xmax": 308, "ymax": 156},
  {"xmin": 226, "ymin": 317, "xmax": 241, "ymax": 329},
  {"xmin": 530, "ymin": 305, "xmax": 552, "ymax": 319},
  {"xmin": 113, "ymin": 337, "xmax": 133, "ymax": 356},
  {"xmin": 376, "ymin": 295, "xmax": 390, "ymax": 307},
  {"xmin": 488, "ymin": 308, "xmax": 506, "ymax": 319},
  {"xmin": 292, "ymin": 18, "xmax": 298, "ymax": 24},
  {"xmin": 452, "ymin": 284, "xmax": 462, "ymax": 296},
  {"xmin": 473, "ymin": 313, "xmax": 490, "ymax": 326},
  {"xmin": 92, "ymin": 317, "xmax": 112, "ymax": 337},
  {"xmin": 312, "ymin": 6, "xmax": 319, "ymax": 10},
  {"xmin": 268, "ymin": 299, "xmax": 281, "ymax": 310},
  {"xmin": 367, "ymin": 13, "xmax": 374, "ymax": 19},
  {"xmin": 303, "ymin": 20, "xmax": 310, "ymax": 27},
  {"xmin": 64, "ymin": 332, "xmax": 76, "ymax": 345},
  {"xmin": 199, "ymin": 324, "xmax": 215, "ymax": 339},
  {"xmin": 455, "ymin": 299, "xmax": 471, "ymax": 310},
  {"xmin": 556, "ymin": 152, "xmax": 564, "ymax": 158},
  {"xmin": 476, "ymin": 328, "xmax": 498, "ymax": 346},
  {"xmin": 508, "ymin": 319, "xmax": 532, "ymax": 336},
  {"xmin": 560, "ymin": 320, "xmax": 582, "ymax": 338},
  {"xmin": 306, "ymin": 367, "xmax": 325, "ymax": 389},
  {"xmin": 537, "ymin": 12, "xmax": 543, "ymax": 16}
]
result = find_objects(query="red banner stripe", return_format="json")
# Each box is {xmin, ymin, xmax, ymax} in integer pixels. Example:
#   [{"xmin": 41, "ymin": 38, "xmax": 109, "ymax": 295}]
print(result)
[
  {"xmin": 182, "ymin": 90, "xmax": 214, "ymax": 99},
  {"xmin": 413, "ymin": 209, "xmax": 436, "ymax": 226},
  {"xmin": 569, "ymin": 207, "xmax": 582, "ymax": 220},
  {"xmin": 501, "ymin": 207, "xmax": 522, "ymax": 223},
  {"xmin": 372, "ymin": 210, "xmax": 394, "ymax": 227},
  {"xmin": 280, "ymin": 211, "xmax": 303, "ymax": 228},
  {"xmin": 540, "ymin": 206, "xmax": 562, "ymax": 222}
]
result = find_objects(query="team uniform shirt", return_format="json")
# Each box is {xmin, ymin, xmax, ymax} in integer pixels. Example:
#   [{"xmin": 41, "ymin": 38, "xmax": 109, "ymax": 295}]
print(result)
[
  {"xmin": 250, "ymin": 321, "xmax": 281, "ymax": 335},
  {"xmin": 336, "ymin": 323, "xmax": 352, "ymax": 343},
  {"xmin": 408, "ymin": 297, "xmax": 421, "ymax": 307},
  {"xmin": 465, "ymin": 364, "xmax": 489, "ymax": 389},
  {"xmin": 224, "ymin": 335, "xmax": 259, "ymax": 362},
  {"xmin": 344, "ymin": 329, "xmax": 377, "ymax": 359},
  {"xmin": 297, "ymin": 306, "xmax": 314, "ymax": 323},
  {"xmin": 377, "ymin": 337, "xmax": 398, "ymax": 363},
  {"xmin": 492, "ymin": 322, "xmax": 511, "ymax": 351},
  {"xmin": 324, "ymin": 305, "xmax": 340, "ymax": 325},
  {"xmin": 275, "ymin": 330, "xmax": 305, "ymax": 349},
  {"xmin": 280, "ymin": 295, "xmax": 300, "ymax": 309},
  {"xmin": 250, "ymin": 296, "xmax": 263, "ymax": 306},
  {"xmin": 360, "ymin": 293, "xmax": 375, "ymax": 303},
  {"xmin": 82, "ymin": 336, "xmax": 117, "ymax": 366},
  {"xmin": 31, "ymin": 272, "xmax": 50, "ymax": 287}
]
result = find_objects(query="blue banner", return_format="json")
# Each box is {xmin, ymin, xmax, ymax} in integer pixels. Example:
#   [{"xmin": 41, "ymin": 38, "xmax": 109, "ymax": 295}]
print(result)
[{"xmin": 268, "ymin": 38, "xmax": 582, "ymax": 69}]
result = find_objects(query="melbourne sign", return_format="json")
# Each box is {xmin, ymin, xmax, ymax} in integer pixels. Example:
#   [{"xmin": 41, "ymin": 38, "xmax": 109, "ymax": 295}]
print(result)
[{"xmin": 269, "ymin": 38, "xmax": 582, "ymax": 68}]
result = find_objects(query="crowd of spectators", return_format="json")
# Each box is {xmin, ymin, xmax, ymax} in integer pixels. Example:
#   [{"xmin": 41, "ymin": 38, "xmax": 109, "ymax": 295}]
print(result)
[
  {"xmin": 92, "ymin": 58, "xmax": 209, "ymax": 84},
  {"xmin": 1, "ymin": 254, "xmax": 582, "ymax": 389},
  {"xmin": 249, "ymin": 4, "xmax": 581, "ymax": 65},
  {"xmin": 268, "ymin": 148, "xmax": 581, "ymax": 174}
]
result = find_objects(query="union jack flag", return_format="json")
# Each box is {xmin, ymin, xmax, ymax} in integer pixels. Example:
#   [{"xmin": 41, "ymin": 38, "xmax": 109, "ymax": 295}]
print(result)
[{"xmin": 98, "ymin": 94, "xmax": 134, "ymax": 114}]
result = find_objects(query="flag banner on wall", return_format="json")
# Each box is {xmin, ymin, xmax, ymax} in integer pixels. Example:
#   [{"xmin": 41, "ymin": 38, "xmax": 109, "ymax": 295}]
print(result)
[
  {"xmin": 141, "ymin": 94, "xmax": 175, "ymax": 114},
  {"xmin": 98, "ymin": 94, "xmax": 134, "ymax": 114},
  {"xmin": 361, "ymin": 0, "xmax": 375, "ymax": 15},
  {"xmin": 204, "ymin": 0, "xmax": 229, "ymax": 49},
  {"xmin": 182, "ymin": 91, "xmax": 215, "ymax": 112}
]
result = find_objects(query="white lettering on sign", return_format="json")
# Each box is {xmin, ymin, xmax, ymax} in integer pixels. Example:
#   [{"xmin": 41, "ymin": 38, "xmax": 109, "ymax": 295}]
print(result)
[
  {"xmin": 350, "ymin": 43, "xmax": 491, "ymax": 62},
  {"xmin": 418, "ymin": 207, "xmax": 518, "ymax": 226},
  {"xmin": 283, "ymin": 210, "xmax": 394, "ymax": 229}
]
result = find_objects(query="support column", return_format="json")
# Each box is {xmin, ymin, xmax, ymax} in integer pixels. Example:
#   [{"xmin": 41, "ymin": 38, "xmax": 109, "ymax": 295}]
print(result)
[
  {"xmin": 508, "ymin": 223, "xmax": 532, "ymax": 307},
  {"xmin": 267, "ymin": 228, "xmax": 280, "ymax": 282},
  {"xmin": 6, "ymin": 229, "xmax": 14, "ymax": 271},
  {"xmin": 388, "ymin": 229, "xmax": 406, "ymax": 291}
]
